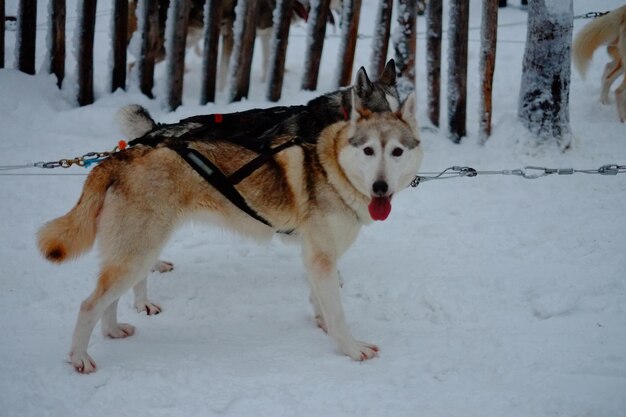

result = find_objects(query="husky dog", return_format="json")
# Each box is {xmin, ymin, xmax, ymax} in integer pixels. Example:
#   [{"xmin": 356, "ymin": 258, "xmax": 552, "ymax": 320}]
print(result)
[
  {"xmin": 131, "ymin": 60, "xmax": 400, "ymax": 316},
  {"xmin": 573, "ymin": 5, "xmax": 626, "ymax": 122},
  {"xmin": 38, "ymin": 65, "xmax": 422, "ymax": 373}
]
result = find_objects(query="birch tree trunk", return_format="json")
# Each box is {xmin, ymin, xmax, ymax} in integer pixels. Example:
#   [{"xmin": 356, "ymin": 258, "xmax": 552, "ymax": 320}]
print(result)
[
  {"xmin": 267, "ymin": 0, "xmax": 294, "ymax": 102},
  {"xmin": 229, "ymin": 0, "xmax": 258, "ymax": 102},
  {"xmin": 447, "ymin": 0, "xmax": 469, "ymax": 142},
  {"xmin": 426, "ymin": 0, "xmax": 442, "ymax": 127},
  {"xmin": 369, "ymin": 0, "xmax": 392, "ymax": 79},
  {"xmin": 479, "ymin": 0, "xmax": 498, "ymax": 142},
  {"xmin": 336, "ymin": 0, "xmax": 362, "ymax": 87},
  {"xmin": 16, "ymin": 0, "xmax": 37, "ymax": 74},
  {"xmin": 518, "ymin": 0, "xmax": 573, "ymax": 148},
  {"xmin": 393, "ymin": 0, "xmax": 416, "ymax": 100}
]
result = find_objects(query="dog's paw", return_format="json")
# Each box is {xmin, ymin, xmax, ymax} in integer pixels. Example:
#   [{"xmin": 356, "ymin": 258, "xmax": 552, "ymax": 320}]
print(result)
[
  {"xmin": 69, "ymin": 351, "xmax": 97, "ymax": 374},
  {"xmin": 341, "ymin": 340, "xmax": 379, "ymax": 361},
  {"xmin": 104, "ymin": 323, "xmax": 136, "ymax": 339},
  {"xmin": 600, "ymin": 96, "xmax": 611, "ymax": 105},
  {"xmin": 135, "ymin": 300, "xmax": 162, "ymax": 315},
  {"xmin": 151, "ymin": 260, "xmax": 174, "ymax": 273}
]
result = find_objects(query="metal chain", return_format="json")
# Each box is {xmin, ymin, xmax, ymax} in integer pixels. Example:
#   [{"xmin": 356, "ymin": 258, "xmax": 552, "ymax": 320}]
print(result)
[
  {"xmin": 33, "ymin": 150, "xmax": 115, "ymax": 169},
  {"xmin": 574, "ymin": 11, "xmax": 609, "ymax": 19},
  {"xmin": 29, "ymin": 142, "xmax": 127, "ymax": 170},
  {"xmin": 411, "ymin": 164, "xmax": 626, "ymax": 187}
]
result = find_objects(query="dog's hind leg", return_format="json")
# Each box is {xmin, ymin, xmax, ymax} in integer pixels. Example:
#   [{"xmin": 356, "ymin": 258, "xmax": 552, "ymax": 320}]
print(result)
[
  {"xmin": 69, "ymin": 194, "xmax": 175, "ymax": 373},
  {"xmin": 69, "ymin": 263, "xmax": 147, "ymax": 373},
  {"xmin": 101, "ymin": 298, "xmax": 136, "ymax": 338},
  {"xmin": 131, "ymin": 259, "xmax": 174, "ymax": 316},
  {"xmin": 133, "ymin": 278, "xmax": 162, "ymax": 315}
]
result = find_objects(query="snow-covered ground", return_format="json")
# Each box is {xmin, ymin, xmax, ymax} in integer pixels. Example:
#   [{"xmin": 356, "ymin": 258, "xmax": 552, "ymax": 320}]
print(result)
[{"xmin": 1, "ymin": 1, "xmax": 625, "ymax": 416}]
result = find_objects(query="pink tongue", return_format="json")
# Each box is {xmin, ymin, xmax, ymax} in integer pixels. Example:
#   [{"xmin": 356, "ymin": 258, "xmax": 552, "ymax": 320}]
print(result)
[{"xmin": 368, "ymin": 197, "xmax": 392, "ymax": 221}]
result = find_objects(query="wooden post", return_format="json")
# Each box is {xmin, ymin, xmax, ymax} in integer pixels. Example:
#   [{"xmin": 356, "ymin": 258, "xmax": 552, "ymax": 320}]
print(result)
[
  {"xmin": 301, "ymin": 0, "xmax": 331, "ymax": 91},
  {"xmin": 426, "ymin": 0, "xmax": 442, "ymax": 127},
  {"xmin": 49, "ymin": 0, "xmax": 65, "ymax": 88},
  {"xmin": 479, "ymin": 0, "xmax": 498, "ymax": 142},
  {"xmin": 165, "ymin": 0, "xmax": 190, "ymax": 111},
  {"xmin": 200, "ymin": 0, "xmax": 223, "ymax": 104},
  {"xmin": 138, "ymin": 0, "xmax": 160, "ymax": 98},
  {"xmin": 447, "ymin": 0, "xmax": 469, "ymax": 143},
  {"xmin": 336, "ymin": 0, "xmax": 362, "ymax": 87},
  {"xmin": 16, "ymin": 0, "xmax": 37, "ymax": 75},
  {"xmin": 111, "ymin": 0, "xmax": 128, "ymax": 92},
  {"xmin": 229, "ymin": 0, "xmax": 259, "ymax": 102},
  {"xmin": 0, "ymin": 0, "xmax": 5, "ymax": 69},
  {"xmin": 369, "ymin": 0, "xmax": 393, "ymax": 79},
  {"xmin": 394, "ymin": 0, "xmax": 416, "ymax": 99},
  {"xmin": 267, "ymin": 0, "xmax": 294, "ymax": 102},
  {"xmin": 77, "ymin": 0, "xmax": 97, "ymax": 106}
]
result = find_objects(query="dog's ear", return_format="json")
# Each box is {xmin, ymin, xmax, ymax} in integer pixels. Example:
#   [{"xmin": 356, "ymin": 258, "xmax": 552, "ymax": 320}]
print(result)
[
  {"xmin": 378, "ymin": 59, "xmax": 396, "ymax": 86},
  {"xmin": 354, "ymin": 66, "xmax": 373, "ymax": 99},
  {"xmin": 399, "ymin": 91, "xmax": 418, "ymax": 134},
  {"xmin": 351, "ymin": 67, "xmax": 375, "ymax": 119}
]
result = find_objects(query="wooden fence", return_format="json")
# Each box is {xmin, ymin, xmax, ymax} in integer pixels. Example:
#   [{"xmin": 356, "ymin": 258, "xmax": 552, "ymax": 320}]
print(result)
[{"xmin": 1, "ymin": 0, "xmax": 500, "ymax": 142}]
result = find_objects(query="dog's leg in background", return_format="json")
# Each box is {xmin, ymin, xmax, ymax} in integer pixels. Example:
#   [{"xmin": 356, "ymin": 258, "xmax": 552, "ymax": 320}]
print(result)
[
  {"xmin": 133, "ymin": 278, "xmax": 162, "ymax": 315},
  {"xmin": 600, "ymin": 46, "xmax": 622, "ymax": 104},
  {"xmin": 302, "ymin": 240, "xmax": 378, "ymax": 361},
  {"xmin": 615, "ymin": 25, "xmax": 626, "ymax": 122}
]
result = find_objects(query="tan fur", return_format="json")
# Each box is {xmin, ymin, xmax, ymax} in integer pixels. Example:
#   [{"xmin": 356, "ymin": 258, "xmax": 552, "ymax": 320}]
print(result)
[
  {"xmin": 38, "ymin": 96, "xmax": 421, "ymax": 373},
  {"xmin": 572, "ymin": 5, "xmax": 626, "ymax": 122}
]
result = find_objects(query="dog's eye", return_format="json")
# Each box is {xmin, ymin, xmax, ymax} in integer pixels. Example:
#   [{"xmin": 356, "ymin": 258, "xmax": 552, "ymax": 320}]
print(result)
[
  {"xmin": 391, "ymin": 148, "xmax": 404, "ymax": 157},
  {"xmin": 363, "ymin": 147, "xmax": 374, "ymax": 156}
]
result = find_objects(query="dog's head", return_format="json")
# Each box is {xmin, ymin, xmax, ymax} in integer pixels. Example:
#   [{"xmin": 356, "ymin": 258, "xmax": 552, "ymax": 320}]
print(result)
[{"xmin": 338, "ymin": 73, "xmax": 422, "ymax": 222}]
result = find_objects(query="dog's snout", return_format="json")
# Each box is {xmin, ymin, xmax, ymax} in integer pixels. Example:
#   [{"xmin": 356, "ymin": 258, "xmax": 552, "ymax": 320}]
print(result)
[{"xmin": 372, "ymin": 180, "xmax": 388, "ymax": 196}]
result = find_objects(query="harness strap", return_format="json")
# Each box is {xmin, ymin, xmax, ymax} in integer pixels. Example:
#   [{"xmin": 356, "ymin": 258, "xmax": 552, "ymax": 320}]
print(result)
[
  {"xmin": 229, "ymin": 138, "xmax": 300, "ymax": 184},
  {"xmin": 170, "ymin": 144, "xmax": 272, "ymax": 227}
]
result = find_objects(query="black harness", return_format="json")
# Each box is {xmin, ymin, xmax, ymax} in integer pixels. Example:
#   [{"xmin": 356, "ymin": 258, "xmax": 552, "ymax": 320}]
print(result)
[{"xmin": 127, "ymin": 105, "xmax": 330, "ymax": 230}]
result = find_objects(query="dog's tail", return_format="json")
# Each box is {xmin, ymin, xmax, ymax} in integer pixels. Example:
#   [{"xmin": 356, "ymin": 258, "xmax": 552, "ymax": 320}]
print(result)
[
  {"xmin": 117, "ymin": 104, "xmax": 157, "ymax": 138},
  {"xmin": 572, "ymin": 10, "xmax": 622, "ymax": 78},
  {"xmin": 37, "ymin": 161, "xmax": 117, "ymax": 263}
]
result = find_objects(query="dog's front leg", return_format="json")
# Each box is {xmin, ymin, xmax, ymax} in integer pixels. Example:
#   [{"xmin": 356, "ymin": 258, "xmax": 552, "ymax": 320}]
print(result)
[{"xmin": 303, "ymin": 244, "xmax": 378, "ymax": 361}]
